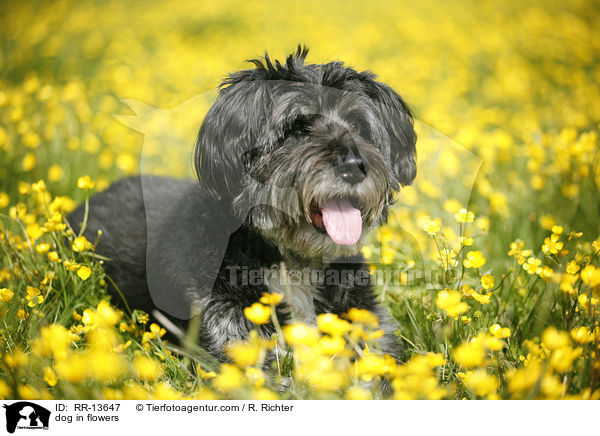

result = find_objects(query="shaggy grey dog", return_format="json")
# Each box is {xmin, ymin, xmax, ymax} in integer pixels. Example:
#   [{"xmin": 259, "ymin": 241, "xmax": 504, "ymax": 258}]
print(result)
[{"xmin": 69, "ymin": 47, "xmax": 416, "ymax": 362}]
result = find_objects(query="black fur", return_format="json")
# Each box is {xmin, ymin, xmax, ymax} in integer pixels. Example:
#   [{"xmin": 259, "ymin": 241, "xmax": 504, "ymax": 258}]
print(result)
[{"xmin": 68, "ymin": 47, "xmax": 416, "ymax": 363}]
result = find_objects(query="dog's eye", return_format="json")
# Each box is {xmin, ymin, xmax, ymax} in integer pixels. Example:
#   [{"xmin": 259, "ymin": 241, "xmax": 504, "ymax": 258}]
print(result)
[
  {"xmin": 280, "ymin": 114, "xmax": 318, "ymax": 141},
  {"xmin": 347, "ymin": 112, "xmax": 372, "ymax": 141}
]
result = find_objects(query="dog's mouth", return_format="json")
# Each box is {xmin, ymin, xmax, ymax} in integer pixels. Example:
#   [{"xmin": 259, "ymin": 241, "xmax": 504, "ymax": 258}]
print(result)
[{"xmin": 309, "ymin": 197, "xmax": 364, "ymax": 245}]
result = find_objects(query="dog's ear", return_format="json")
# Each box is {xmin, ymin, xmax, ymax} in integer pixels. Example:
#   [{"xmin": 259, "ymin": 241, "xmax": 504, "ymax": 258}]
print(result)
[
  {"xmin": 194, "ymin": 79, "xmax": 273, "ymax": 200},
  {"xmin": 364, "ymin": 78, "xmax": 417, "ymax": 188},
  {"xmin": 195, "ymin": 47, "xmax": 309, "ymax": 200}
]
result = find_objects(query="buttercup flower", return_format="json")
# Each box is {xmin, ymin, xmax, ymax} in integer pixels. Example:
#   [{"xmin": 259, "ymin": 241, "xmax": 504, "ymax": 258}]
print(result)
[
  {"xmin": 454, "ymin": 208, "xmax": 475, "ymax": 223},
  {"xmin": 481, "ymin": 274, "xmax": 495, "ymax": 290},
  {"xmin": 463, "ymin": 251, "xmax": 486, "ymax": 268},
  {"xmin": 77, "ymin": 175, "xmax": 95, "ymax": 190},
  {"xmin": 243, "ymin": 303, "xmax": 271, "ymax": 325}
]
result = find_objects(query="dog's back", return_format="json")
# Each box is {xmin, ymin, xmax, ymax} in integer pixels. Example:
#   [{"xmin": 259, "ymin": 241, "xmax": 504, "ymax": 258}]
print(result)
[{"xmin": 68, "ymin": 175, "xmax": 196, "ymax": 314}]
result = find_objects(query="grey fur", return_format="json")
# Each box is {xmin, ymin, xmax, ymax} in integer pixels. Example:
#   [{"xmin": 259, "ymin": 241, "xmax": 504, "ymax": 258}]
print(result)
[{"xmin": 68, "ymin": 47, "xmax": 416, "ymax": 366}]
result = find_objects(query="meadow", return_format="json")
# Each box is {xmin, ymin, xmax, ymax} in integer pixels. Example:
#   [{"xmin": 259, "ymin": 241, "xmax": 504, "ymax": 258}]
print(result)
[{"xmin": 0, "ymin": 0, "xmax": 599, "ymax": 399}]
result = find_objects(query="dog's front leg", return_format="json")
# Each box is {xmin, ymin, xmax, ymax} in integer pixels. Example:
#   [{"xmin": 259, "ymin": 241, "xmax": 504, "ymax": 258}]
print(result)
[
  {"xmin": 195, "ymin": 298, "xmax": 255, "ymax": 361},
  {"xmin": 316, "ymin": 263, "xmax": 405, "ymax": 361}
]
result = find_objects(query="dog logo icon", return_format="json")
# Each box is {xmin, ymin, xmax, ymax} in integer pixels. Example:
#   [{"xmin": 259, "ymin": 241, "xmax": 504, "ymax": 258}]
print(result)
[{"xmin": 2, "ymin": 402, "xmax": 50, "ymax": 433}]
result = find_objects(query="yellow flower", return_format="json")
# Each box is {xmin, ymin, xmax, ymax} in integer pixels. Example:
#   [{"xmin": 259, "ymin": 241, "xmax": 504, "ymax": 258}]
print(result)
[
  {"xmin": 480, "ymin": 273, "xmax": 495, "ymax": 290},
  {"xmin": 26, "ymin": 223, "xmax": 44, "ymax": 241},
  {"xmin": 26, "ymin": 286, "xmax": 44, "ymax": 307},
  {"xmin": 345, "ymin": 308, "xmax": 379, "ymax": 327},
  {"xmin": 17, "ymin": 385, "xmax": 39, "ymax": 400},
  {"xmin": 143, "ymin": 323, "xmax": 166, "ymax": 342},
  {"xmin": 227, "ymin": 342, "xmax": 261, "ymax": 367},
  {"xmin": 345, "ymin": 386, "xmax": 371, "ymax": 400},
  {"xmin": 304, "ymin": 369, "xmax": 348, "ymax": 391},
  {"xmin": 77, "ymin": 265, "xmax": 92, "ymax": 280},
  {"xmin": 578, "ymin": 294, "xmax": 589, "ymax": 309},
  {"xmin": 0, "ymin": 192, "xmax": 9, "ymax": 209},
  {"xmin": 551, "ymin": 225, "xmax": 563, "ymax": 235},
  {"xmin": 317, "ymin": 313, "xmax": 352, "ymax": 336},
  {"xmin": 5, "ymin": 348, "xmax": 29, "ymax": 368},
  {"xmin": 542, "ymin": 327, "xmax": 571, "ymax": 350},
  {"xmin": 88, "ymin": 350, "xmax": 127, "ymax": 382},
  {"xmin": 463, "ymin": 251, "xmax": 486, "ymax": 268},
  {"xmin": 436, "ymin": 289, "xmax": 468, "ymax": 317},
  {"xmin": 152, "ymin": 382, "xmax": 182, "ymax": 400},
  {"xmin": 0, "ymin": 288, "xmax": 14, "ymax": 302},
  {"xmin": 283, "ymin": 323, "xmax": 319, "ymax": 346},
  {"xmin": 253, "ymin": 388, "xmax": 279, "ymax": 400},
  {"xmin": 460, "ymin": 283, "xmax": 475, "ymax": 297},
  {"xmin": 317, "ymin": 335, "xmax": 346, "ymax": 355},
  {"xmin": 461, "ymin": 369, "xmax": 499, "ymax": 397},
  {"xmin": 453, "ymin": 341, "xmax": 485, "ymax": 368},
  {"xmin": 0, "ymin": 379, "xmax": 12, "ymax": 398},
  {"xmin": 423, "ymin": 218, "xmax": 441, "ymax": 236},
  {"xmin": 593, "ymin": 238, "xmax": 600, "ymax": 253},
  {"xmin": 243, "ymin": 303, "xmax": 271, "ymax": 325},
  {"xmin": 559, "ymin": 273, "xmax": 578, "ymax": 295},
  {"xmin": 542, "ymin": 234, "xmax": 563, "ymax": 255},
  {"xmin": 31, "ymin": 180, "xmax": 46, "ymax": 192},
  {"xmin": 508, "ymin": 240, "xmax": 524, "ymax": 257},
  {"xmin": 472, "ymin": 292, "xmax": 491, "ymax": 304},
  {"xmin": 22, "ymin": 153, "xmax": 36, "ymax": 171},
  {"xmin": 96, "ymin": 300, "xmax": 121, "ymax": 326},
  {"xmin": 43, "ymin": 367, "xmax": 58, "ymax": 387},
  {"xmin": 77, "ymin": 175, "xmax": 95, "ymax": 190},
  {"xmin": 133, "ymin": 355, "xmax": 163, "ymax": 381},
  {"xmin": 116, "ymin": 153, "xmax": 137, "ymax": 173},
  {"xmin": 454, "ymin": 208, "xmax": 475, "ymax": 223},
  {"xmin": 259, "ymin": 292, "xmax": 284, "ymax": 306},
  {"xmin": 541, "ymin": 375, "xmax": 564, "ymax": 399},
  {"xmin": 461, "ymin": 236, "xmax": 474, "ymax": 246},
  {"xmin": 489, "ymin": 323, "xmax": 511, "ymax": 338},
  {"xmin": 423, "ymin": 353, "xmax": 446, "ymax": 367},
  {"xmin": 48, "ymin": 164, "xmax": 64, "ymax": 182},
  {"xmin": 380, "ymin": 246, "xmax": 395, "ymax": 265},
  {"xmin": 72, "ymin": 235, "xmax": 92, "ymax": 252},
  {"xmin": 475, "ymin": 217, "xmax": 490, "ymax": 232},
  {"xmin": 64, "ymin": 259, "xmax": 80, "ymax": 271},
  {"xmin": 549, "ymin": 346, "xmax": 582, "ymax": 373},
  {"xmin": 245, "ymin": 367, "xmax": 265, "ymax": 388},
  {"xmin": 47, "ymin": 251, "xmax": 61, "ymax": 263},
  {"xmin": 54, "ymin": 353, "xmax": 88, "ymax": 383},
  {"xmin": 36, "ymin": 242, "xmax": 51, "ymax": 254},
  {"xmin": 356, "ymin": 354, "xmax": 389, "ymax": 381},
  {"xmin": 81, "ymin": 309, "xmax": 97, "ymax": 326},
  {"xmin": 196, "ymin": 365, "xmax": 216, "ymax": 379},
  {"xmin": 483, "ymin": 335, "xmax": 504, "ymax": 351},
  {"xmin": 17, "ymin": 309, "xmax": 29, "ymax": 320},
  {"xmin": 523, "ymin": 257, "xmax": 542, "ymax": 275},
  {"xmin": 213, "ymin": 363, "xmax": 243, "ymax": 392},
  {"xmin": 443, "ymin": 198, "xmax": 462, "ymax": 214},
  {"xmin": 570, "ymin": 326, "xmax": 595, "ymax": 344},
  {"xmin": 113, "ymin": 340, "xmax": 132, "ymax": 352},
  {"xmin": 33, "ymin": 324, "xmax": 71, "ymax": 360},
  {"xmin": 566, "ymin": 260, "xmax": 580, "ymax": 275},
  {"xmin": 538, "ymin": 265, "xmax": 553, "ymax": 281},
  {"xmin": 580, "ymin": 265, "xmax": 600, "ymax": 287},
  {"xmin": 507, "ymin": 361, "xmax": 542, "ymax": 394}
]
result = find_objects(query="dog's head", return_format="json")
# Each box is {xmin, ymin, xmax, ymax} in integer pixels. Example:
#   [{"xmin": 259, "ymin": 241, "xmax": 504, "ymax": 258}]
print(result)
[{"xmin": 195, "ymin": 47, "xmax": 416, "ymax": 260}]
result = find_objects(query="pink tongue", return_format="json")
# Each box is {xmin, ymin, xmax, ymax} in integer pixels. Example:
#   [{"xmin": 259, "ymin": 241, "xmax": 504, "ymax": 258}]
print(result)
[{"xmin": 321, "ymin": 198, "xmax": 362, "ymax": 245}]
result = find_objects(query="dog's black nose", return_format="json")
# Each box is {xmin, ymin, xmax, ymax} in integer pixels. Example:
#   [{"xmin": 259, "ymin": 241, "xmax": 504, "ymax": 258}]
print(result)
[{"xmin": 335, "ymin": 152, "xmax": 367, "ymax": 185}]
